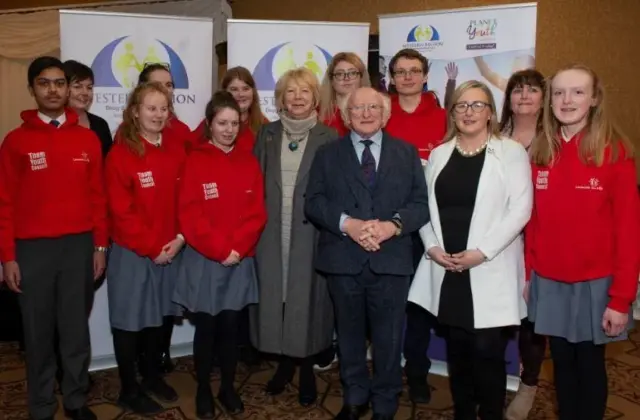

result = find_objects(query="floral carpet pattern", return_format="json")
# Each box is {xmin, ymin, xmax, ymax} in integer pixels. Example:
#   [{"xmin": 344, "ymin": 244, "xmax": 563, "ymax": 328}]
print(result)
[{"xmin": 1, "ymin": 327, "xmax": 639, "ymax": 419}]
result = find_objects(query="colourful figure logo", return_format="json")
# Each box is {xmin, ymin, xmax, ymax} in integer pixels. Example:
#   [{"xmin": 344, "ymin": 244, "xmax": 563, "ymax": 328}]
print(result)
[
  {"xmin": 91, "ymin": 36, "xmax": 189, "ymax": 89},
  {"xmin": 252, "ymin": 42, "xmax": 333, "ymax": 90},
  {"xmin": 407, "ymin": 25, "xmax": 441, "ymax": 42}
]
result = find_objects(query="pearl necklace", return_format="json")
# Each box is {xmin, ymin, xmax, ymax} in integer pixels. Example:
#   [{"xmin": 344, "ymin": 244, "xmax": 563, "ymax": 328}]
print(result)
[{"xmin": 455, "ymin": 135, "xmax": 488, "ymax": 157}]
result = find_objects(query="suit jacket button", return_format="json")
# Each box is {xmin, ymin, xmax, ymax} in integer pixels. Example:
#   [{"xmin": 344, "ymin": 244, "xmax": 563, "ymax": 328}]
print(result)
[
  {"xmin": 354, "ymin": 204, "xmax": 359, "ymax": 208},
  {"xmin": 302, "ymin": 219, "xmax": 308, "ymax": 224},
  {"xmin": 303, "ymin": 193, "xmax": 306, "ymax": 198}
]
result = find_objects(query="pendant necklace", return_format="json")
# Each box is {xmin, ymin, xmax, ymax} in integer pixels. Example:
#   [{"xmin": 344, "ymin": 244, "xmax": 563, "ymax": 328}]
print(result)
[{"xmin": 285, "ymin": 129, "xmax": 307, "ymax": 152}]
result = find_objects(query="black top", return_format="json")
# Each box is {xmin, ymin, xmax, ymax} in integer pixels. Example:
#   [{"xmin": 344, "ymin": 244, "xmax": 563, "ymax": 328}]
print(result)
[
  {"xmin": 435, "ymin": 147, "xmax": 486, "ymax": 330},
  {"xmin": 87, "ymin": 112, "xmax": 113, "ymax": 158}
]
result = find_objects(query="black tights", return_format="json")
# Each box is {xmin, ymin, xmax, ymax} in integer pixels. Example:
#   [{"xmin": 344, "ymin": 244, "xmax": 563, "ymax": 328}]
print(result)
[
  {"xmin": 162, "ymin": 316, "xmax": 174, "ymax": 355},
  {"xmin": 549, "ymin": 337, "xmax": 607, "ymax": 420},
  {"xmin": 446, "ymin": 326, "xmax": 509, "ymax": 420},
  {"xmin": 193, "ymin": 310, "xmax": 240, "ymax": 390},
  {"xmin": 112, "ymin": 326, "xmax": 163, "ymax": 395},
  {"xmin": 518, "ymin": 319, "xmax": 546, "ymax": 386}
]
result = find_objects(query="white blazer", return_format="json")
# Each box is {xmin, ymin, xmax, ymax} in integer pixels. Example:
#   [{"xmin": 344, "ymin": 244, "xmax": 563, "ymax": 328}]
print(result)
[{"xmin": 408, "ymin": 136, "xmax": 533, "ymax": 329}]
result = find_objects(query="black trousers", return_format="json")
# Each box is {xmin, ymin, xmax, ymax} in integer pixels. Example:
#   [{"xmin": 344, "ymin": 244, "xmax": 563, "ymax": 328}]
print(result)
[
  {"xmin": 404, "ymin": 233, "xmax": 433, "ymax": 380},
  {"xmin": 518, "ymin": 319, "xmax": 546, "ymax": 386},
  {"xmin": 548, "ymin": 337, "xmax": 607, "ymax": 420},
  {"xmin": 445, "ymin": 326, "xmax": 509, "ymax": 420},
  {"xmin": 112, "ymin": 326, "xmax": 164, "ymax": 395},
  {"xmin": 16, "ymin": 233, "xmax": 94, "ymax": 419},
  {"xmin": 193, "ymin": 310, "xmax": 240, "ymax": 389}
]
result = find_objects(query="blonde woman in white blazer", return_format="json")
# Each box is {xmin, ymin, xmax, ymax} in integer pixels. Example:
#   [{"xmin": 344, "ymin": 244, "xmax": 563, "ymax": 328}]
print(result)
[{"xmin": 408, "ymin": 80, "xmax": 533, "ymax": 420}]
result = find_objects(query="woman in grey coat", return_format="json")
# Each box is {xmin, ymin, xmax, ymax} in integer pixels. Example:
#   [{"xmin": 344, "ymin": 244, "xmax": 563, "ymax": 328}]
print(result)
[{"xmin": 251, "ymin": 67, "xmax": 337, "ymax": 407}]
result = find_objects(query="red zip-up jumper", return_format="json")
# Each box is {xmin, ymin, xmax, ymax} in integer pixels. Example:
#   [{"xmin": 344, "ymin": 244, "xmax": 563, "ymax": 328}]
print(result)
[
  {"xmin": 178, "ymin": 142, "xmax": 266, "ymax": 262},
  {"xmin": 0, "ymin": 109, "xmax": 108, "ymax": 262},
  {"xmin": 105, "ymin": 134, "xmax": 186, "ymax": 258}
]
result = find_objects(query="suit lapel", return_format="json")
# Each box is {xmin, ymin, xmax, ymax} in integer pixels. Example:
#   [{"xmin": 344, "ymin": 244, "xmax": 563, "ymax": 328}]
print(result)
[
  {"xmin": 429, "ymin": 141, "xmax": 455, "ymax": 247},
  {"xmin": 472, "ymin": 137, "xmax": 502, "ymax": 214},
  {"xmin": 373, "ymin": 132, "xmax": 393, "ymax": 191},
  {"xmin": 339, "ymin": 136, "xmax": 369, "ymax": 194},
  {"xmin": 265, "ymin": 123, "xmax": 283, "ymax": 190},
  {"xmin": 296, "ymin": 125, "xmax": 325, "ymax": 186}
]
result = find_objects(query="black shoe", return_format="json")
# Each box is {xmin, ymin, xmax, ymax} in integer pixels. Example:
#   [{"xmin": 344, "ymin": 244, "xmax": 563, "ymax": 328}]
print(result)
[
  {"xmin": 335, "ymin": 404, "xmax": 368, "ymax": 420},
  {"xmin": 195, "ymin": 385, "xmax": 215, "ymax": 419},
  {"xmin": 265, "ymin": 360, "xmax": 295, "ymax": 395},
  {"xmin": 64, "ymin": 405, "xmax": 96, "ymax": 420},
  {"xmin": 141, "ymin": 378, "xmax": 179, "ymax": 403},
  {"xmin": 117, "ymin": 390, "xmax": 163, "ymax": 415},
  {"xmin": 407, "ymin": 375, "xmax": 431, "ymax": 404},
  {"xmin": 159, "ymin": 352, "xmax": 175, "ymax": 374},
  {"xmin": 218, "ymin": 386, "xmax": 244, "ymax": 415},
  {"xmin": 371, "ymin": 414, "xmax": 394, "ymax": 420}
]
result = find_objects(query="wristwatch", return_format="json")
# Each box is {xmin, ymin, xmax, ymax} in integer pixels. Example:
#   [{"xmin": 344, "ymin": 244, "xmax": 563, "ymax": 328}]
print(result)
[
  {"xmin": 390, "ymin": 216, "xmax": 403, "ymax": 236},
  {"xmin": 95, "ymin": 246, "xmax": 108, "ymax": 252}
]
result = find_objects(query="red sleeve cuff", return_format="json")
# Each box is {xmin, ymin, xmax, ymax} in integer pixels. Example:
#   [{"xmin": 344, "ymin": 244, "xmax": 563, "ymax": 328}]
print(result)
[
  {"xmin": 0, "ymin": 247, "xmax": 15, "ymax": 263},
  {"xmin": 607, "ymin": 297, "xmax": 631, "ymax": 313}
]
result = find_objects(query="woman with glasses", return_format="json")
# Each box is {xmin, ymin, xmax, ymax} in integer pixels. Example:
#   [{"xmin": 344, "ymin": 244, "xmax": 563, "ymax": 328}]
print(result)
[
  {"xmin": 409, "ymin": 80, "xmax": 532, "ymax": 420},
  {"xmin": 318, "ymin": 52, "xmax": 370, "ymax": 136},
  {"xmin": 252, "ymin": 67, "xmax": 337, "ymax": 406}
]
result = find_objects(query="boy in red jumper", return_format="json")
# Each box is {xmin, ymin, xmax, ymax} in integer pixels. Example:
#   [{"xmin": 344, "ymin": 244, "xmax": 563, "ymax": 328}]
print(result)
[
  {"xmin": 0, "ymin": 56, "xmax": 108, "ymax": 420},
  {"xmin": 385, "ymin": 48, "xmax": 447, "ymax": 404},
  {"xmin": 526, "ymin": 64, "xmax": 640, "ymax": 420}
]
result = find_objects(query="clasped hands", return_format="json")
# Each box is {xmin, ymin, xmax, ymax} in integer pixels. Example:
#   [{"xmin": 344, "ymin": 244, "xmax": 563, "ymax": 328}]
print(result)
[
  {"xmin": 344, "ymin": 218, "xmax": 397, "ymax": 252},
  {"xmin": 427, "ymin": 246, "xmax": 486, "ymax": 272},
  {"xmin": 154, "ymin": 236, "xmax": 186, "ymax": 265}
]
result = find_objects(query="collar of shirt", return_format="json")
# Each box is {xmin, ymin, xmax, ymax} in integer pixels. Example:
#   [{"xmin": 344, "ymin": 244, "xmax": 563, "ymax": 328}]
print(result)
[
  {"xmin": 147, "ymin": 133, "xmax": 163, "ymax": 147},
  {"xmin": 38, "ymin": 111, "xmax": 67, "ymax": 127},
  {"xmin": 350, "ymin": 129, "xmax": 383, "ymax": 148}
]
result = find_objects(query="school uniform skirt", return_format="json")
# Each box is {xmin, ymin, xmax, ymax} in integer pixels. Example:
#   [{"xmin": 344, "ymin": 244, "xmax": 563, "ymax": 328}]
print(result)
[
  {"xmin": 173, "ymin": 245, "xmax": 259, "ymax": 316},
  {"xmin": 528, "ymin": 272, "xmax": 633, "ymax": 345},
  {"xmin": 107, "ymin": 243, "xmax": 182, "ymax": 332}
]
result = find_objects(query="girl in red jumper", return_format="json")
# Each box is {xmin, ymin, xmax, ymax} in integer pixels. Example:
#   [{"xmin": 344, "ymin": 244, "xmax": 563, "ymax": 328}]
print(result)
[
  {"xmin": 174, "ymin": 91, "xmax": 266, "ymax": 418},
  {"xmin": 318, "ymin": 52, "xmax": 370, "ymax": 136},
  {"xmin": 136, "ymin": 63, "xmax": 192, "ymax": 372},
  {"xmin": 526, "ymin": 64, "xmax": 640, "ymax": 420},
  {"xmin": 105, "ymin": 82, "xmax": 186, "ymax": 415},
  {"xmin": 192, "ymin": 66, "xmax": 268, "ymax": 152}
]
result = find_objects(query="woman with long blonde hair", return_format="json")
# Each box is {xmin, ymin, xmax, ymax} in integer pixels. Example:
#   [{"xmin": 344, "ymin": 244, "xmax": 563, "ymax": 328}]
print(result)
[
  {"xmin": 526, "ymin": 64, "xmax": 639, "ymax": 420},
  {"xmin": 106, "ymin": 81, "xmax": 186, "ymax": 415},
  {"xmin": 318, "ymin": 52, "xmax": 370, "ymax": 136}
]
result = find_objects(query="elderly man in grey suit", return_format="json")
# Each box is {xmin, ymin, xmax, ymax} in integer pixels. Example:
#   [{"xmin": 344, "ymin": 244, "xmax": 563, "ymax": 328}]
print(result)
[{"xmin": 304, "ymin": 87, "xmax": 429, "ymax": 420}]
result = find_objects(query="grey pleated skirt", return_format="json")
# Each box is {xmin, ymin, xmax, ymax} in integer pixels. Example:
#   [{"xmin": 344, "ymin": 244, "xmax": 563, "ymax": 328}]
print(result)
[
  {"xmin": 528, "ymin": 272, "xmax": 634, "ymax": 345},
  {"xmin": 107, "ymin": 243, "xmax": 182, "ymax": 332},
  {"xmin": 173, "ymin": 245, "xmax": 259, "ymax": 316}
]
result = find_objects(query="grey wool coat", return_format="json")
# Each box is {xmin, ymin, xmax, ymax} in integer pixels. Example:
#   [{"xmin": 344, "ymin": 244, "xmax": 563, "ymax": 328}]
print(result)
[{"xmin": 250, "ymin": 120, "xmax": 337, "ymax": 358}]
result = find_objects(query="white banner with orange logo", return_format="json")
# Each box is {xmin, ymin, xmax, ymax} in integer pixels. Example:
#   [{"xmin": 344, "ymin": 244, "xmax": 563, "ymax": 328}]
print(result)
[
  {"xmin": 227, "ymin": 19, "xmax": 371, "ymax": 121},
  {"xmin": 378, "ymin": 2, "xmax": 537, "ymax": 119}
]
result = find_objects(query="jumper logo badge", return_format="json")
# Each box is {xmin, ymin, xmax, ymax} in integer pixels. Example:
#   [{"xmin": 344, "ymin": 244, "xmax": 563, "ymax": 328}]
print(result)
[
  {"xmin": 28, "ymin": 151, "xmax": 47, "ymax": 171},
  {"xmin": 203, "ymin": 182, "xmax": 219, "ymax": 200},
  {"xmin": 137, "ymin": 171, "xmax": 155, "ymax": 188}
]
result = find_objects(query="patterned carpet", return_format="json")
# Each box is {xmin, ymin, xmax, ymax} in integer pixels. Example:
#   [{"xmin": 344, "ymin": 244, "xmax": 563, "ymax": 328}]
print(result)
[{"xmin": 1, "ymin": 328, "xmax": 640, "ymax": 419}]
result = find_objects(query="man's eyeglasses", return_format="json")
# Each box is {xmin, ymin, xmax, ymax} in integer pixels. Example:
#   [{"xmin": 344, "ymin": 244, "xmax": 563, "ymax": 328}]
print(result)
[
  {"xmin": 332, "ymin": 70, "xmax": 361, "ymax": 81},
  {"xmin": 453, "ymin": 101, "xmax": 491, "ymax": 114},
  {"xmin": 349, "ymin": 104, "xmax": 383, "ymax": 115},
  {"xmin": 392, "ymin": 68, "xmax": 423, "ymax": 78}
]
